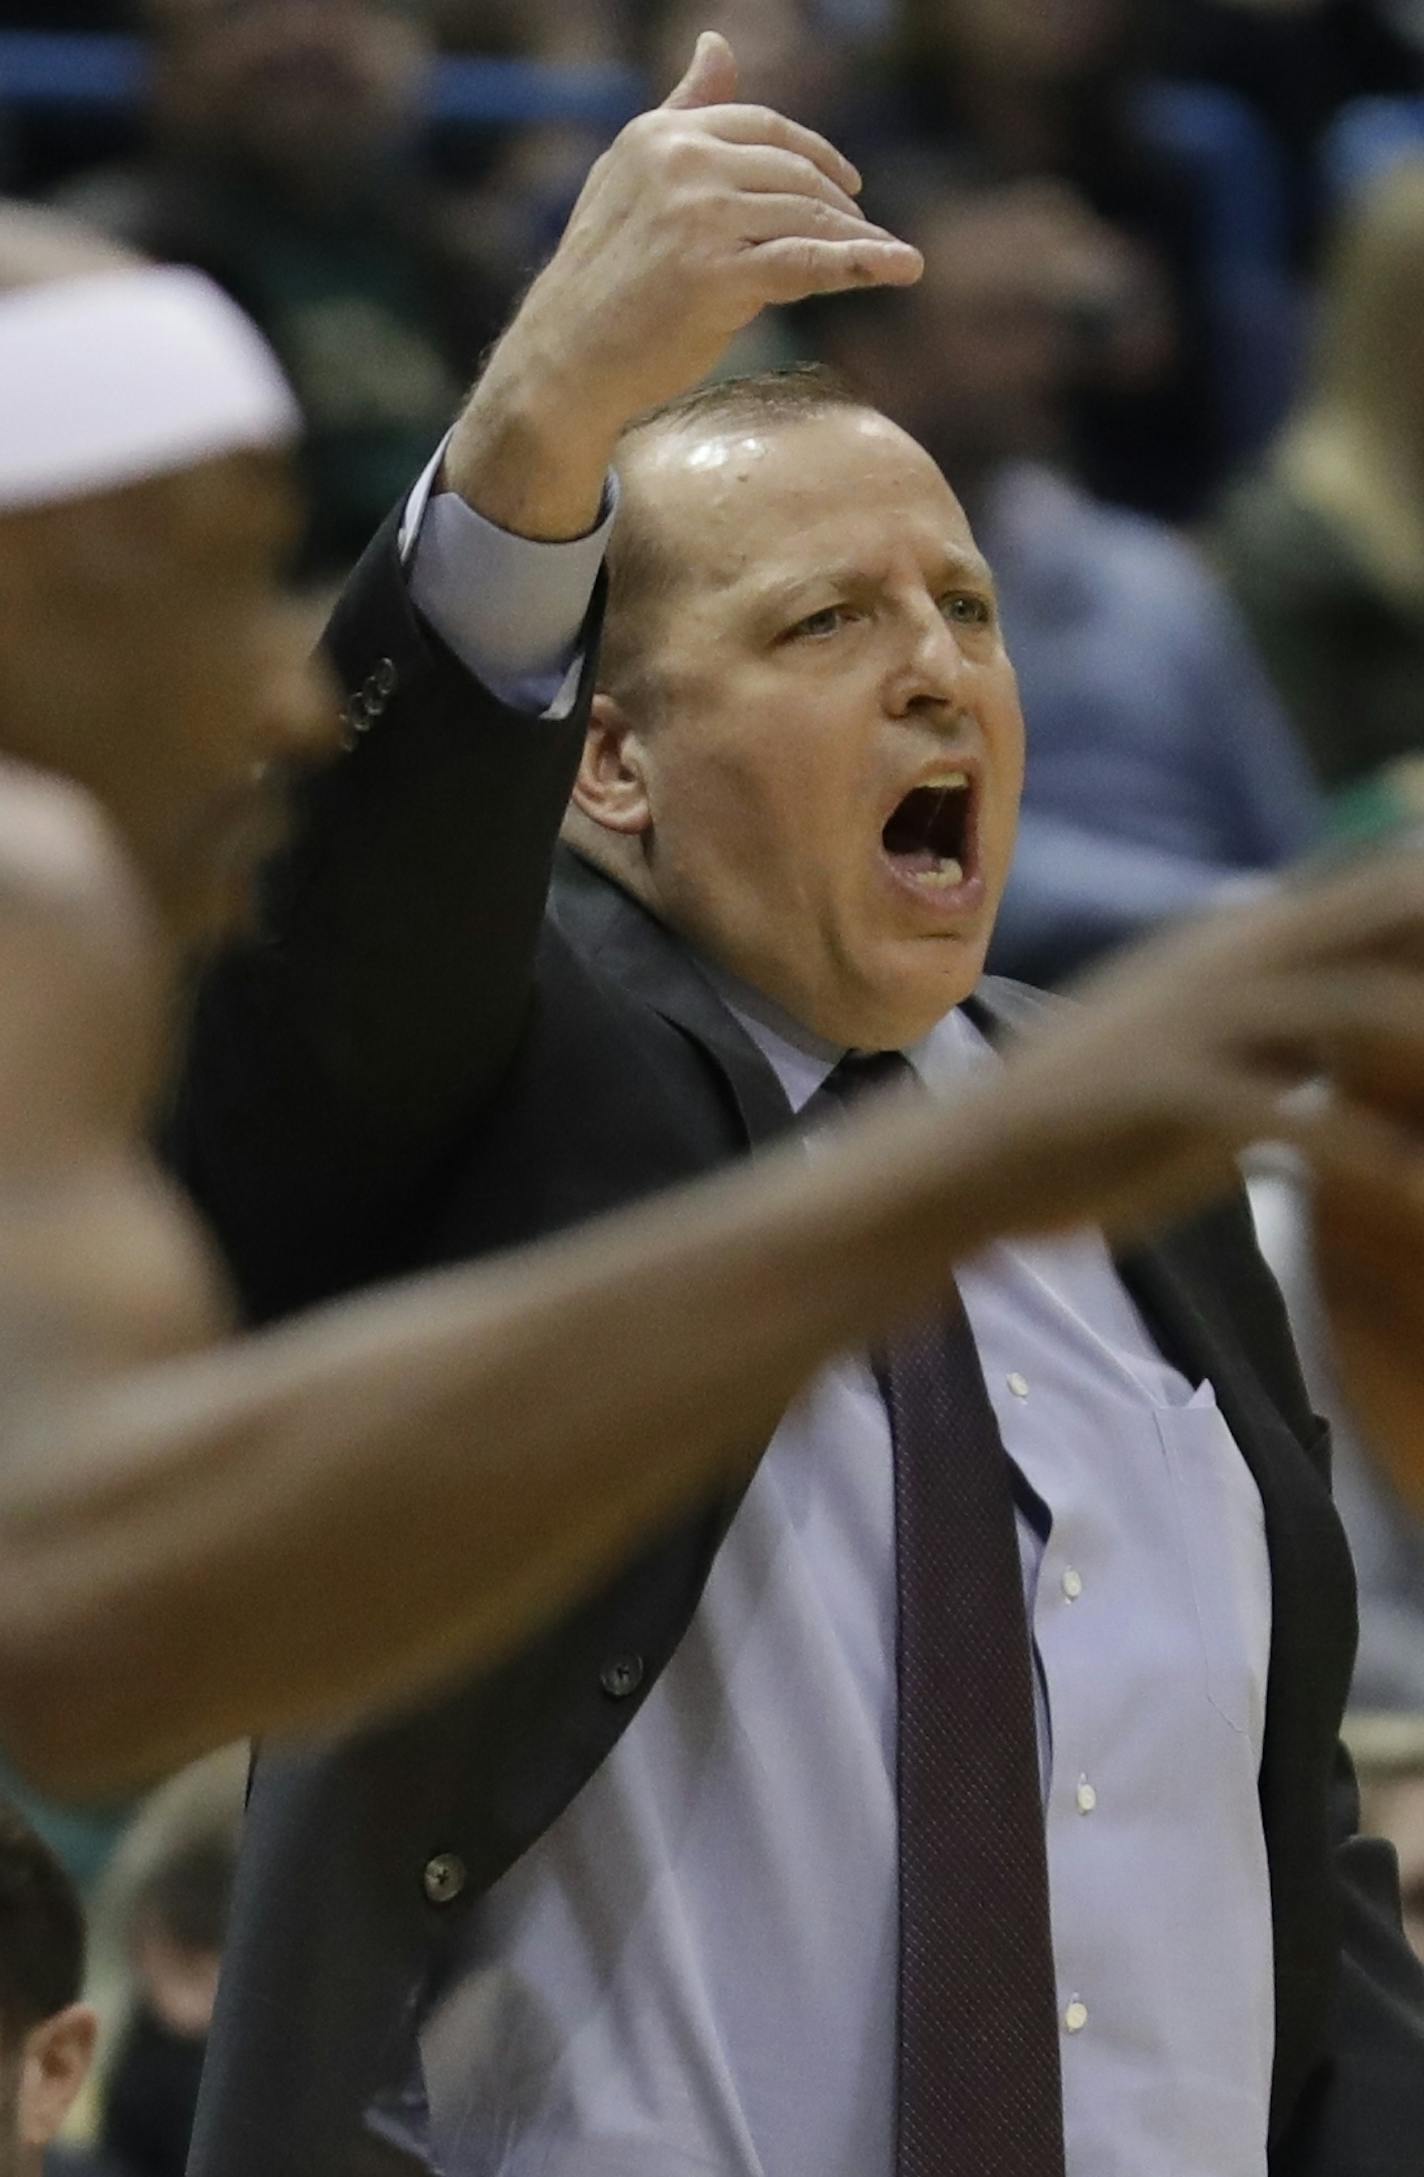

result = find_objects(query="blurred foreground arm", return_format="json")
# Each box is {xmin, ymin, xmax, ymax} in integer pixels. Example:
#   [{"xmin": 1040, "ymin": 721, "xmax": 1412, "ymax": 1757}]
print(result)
[
  {"xmin": 1313, "ymin": 977, "xmax": 1424, "ymax": 1521},
  {"xmin": 8, "ymin": 802, "xmax": 1424, "ymax": 1795}
]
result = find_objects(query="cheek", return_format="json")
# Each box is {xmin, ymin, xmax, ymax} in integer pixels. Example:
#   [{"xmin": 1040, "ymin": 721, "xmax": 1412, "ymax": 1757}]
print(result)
[
  {"xmin": 651, "ymin": 727, "xmax": 781, "ymax": 864},
  {"xmin": 647, "ymin": 685, "xmax": 864, "ymax": 912},
  {"xmin": 705, "ymin": 749, "xmax": 846, "ymax": 902}
]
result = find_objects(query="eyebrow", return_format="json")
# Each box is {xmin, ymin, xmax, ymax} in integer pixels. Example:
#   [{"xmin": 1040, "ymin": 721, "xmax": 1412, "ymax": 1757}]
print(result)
[{"xmin": 756, "ymin": 548, "xmax": 997, "ymax": 619}]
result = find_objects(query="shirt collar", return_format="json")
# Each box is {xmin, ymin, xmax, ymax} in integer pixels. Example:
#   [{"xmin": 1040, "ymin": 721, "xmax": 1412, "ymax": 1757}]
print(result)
[{"xmin": 696, "ymin": 958, "xmax": 996, "ymax": 1117}]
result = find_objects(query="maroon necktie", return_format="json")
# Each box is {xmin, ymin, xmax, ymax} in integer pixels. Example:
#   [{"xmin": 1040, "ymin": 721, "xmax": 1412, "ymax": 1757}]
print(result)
[{"xmin": 817, "ymin": 1053, "xmax": 1066, "ymax": 2177}]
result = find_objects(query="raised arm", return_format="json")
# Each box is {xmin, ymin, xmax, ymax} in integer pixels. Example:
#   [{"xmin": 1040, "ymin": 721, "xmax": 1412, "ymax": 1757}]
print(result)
[{"xmin": 170, "ymin": 34, "xmax": 923, "ymax": 1311}]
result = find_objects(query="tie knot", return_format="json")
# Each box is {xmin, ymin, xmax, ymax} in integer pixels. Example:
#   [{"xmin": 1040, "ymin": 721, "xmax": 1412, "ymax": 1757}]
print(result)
[{"xmin": 817, "ymin": 1049, "xmax": 917, "ymax": 1113}]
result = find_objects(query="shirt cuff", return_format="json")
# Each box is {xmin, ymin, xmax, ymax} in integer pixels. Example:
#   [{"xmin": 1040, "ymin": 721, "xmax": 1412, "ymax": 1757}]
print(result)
[{"xmin": 402, "ymin": 436, "xmax": 616, "ymax": 720}]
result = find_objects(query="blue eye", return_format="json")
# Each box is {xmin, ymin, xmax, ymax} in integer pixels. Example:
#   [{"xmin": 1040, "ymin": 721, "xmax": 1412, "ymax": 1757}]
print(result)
[
  {"xmin": 943, "ymin": 592, "xmax": 993, "ymax": 627},
  {"xmin": 791, "ymin": 606, "xmax": 850, "ymax": 641}
]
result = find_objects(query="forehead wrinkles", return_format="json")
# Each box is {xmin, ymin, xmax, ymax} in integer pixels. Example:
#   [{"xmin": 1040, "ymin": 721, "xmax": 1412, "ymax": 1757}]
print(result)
[{"xmin": 614, "ymin": 416, "xmax": 984, "ymax": 683}]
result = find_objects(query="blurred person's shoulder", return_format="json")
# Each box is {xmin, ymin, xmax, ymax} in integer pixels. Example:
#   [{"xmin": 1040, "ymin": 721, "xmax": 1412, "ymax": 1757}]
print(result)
[
  {"xmin": 1214, "ymin": 466, "xmax": 1371, "ymax": 604},
  {"xmin": 987, "ymin": 460, "xmax": 1232, "ymax": 623}
]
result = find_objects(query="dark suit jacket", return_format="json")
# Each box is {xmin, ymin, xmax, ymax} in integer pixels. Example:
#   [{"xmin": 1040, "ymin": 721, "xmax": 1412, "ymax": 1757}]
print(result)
[{"xmin": 171, "ymin": 511, "xmax": 1424, "ymax": 2176}]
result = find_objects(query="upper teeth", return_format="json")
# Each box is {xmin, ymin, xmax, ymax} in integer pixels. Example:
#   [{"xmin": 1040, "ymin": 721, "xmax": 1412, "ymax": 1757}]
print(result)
[{"xmin": 921, "ymin": 771, "xmax": 968, "ymax": 790}]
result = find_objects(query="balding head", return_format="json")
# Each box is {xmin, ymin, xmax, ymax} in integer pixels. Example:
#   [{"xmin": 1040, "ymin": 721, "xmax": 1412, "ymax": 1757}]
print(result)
[{"xmin": 600, "ymin": 365, "xmax": 875, "ymax": 709}]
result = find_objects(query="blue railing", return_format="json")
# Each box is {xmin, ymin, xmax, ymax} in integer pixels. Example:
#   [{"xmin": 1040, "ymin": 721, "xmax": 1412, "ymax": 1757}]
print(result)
[{"xmin": 0, "ymin": 29, "xmax": 645, "ymax": 131}]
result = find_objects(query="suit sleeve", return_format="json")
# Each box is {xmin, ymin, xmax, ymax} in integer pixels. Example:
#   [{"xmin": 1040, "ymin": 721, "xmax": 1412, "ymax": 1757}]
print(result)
[
  {"xmin": 166, "ymin": 503, "xmax": 600, "ymax": 1319},
  {"xmin": 1210, "ymin": 1198, "xmax": 1424, "ymax": 2173},
  {"xmin": 1278, "ymin": 1746, "xmax": 1424, "ymax": 2175}
]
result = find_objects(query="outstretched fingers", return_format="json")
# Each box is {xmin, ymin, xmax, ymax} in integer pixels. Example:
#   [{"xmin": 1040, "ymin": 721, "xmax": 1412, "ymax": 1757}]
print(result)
[
  {"xmin": 1277, "ymin": 1093, "xmax": 1424, "ymax": 1206},
  {"xmin": 1223, "ymin": 963, "xmax": 1424, "ymax": 1084}
]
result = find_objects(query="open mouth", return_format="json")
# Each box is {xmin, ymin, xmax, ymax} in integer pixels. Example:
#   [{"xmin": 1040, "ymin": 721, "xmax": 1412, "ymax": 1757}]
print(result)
[{"xmin": 880, "ymin": 770, "xmax": 976, "ymax": 892}]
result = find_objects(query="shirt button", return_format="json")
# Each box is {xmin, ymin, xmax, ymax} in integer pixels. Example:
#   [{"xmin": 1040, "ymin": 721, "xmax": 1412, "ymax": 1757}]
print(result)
[
  {"xmin": 1076, "ymin": 1779, "xmax": 1098, "ymax": 1815},
  {"xmin": 1062, "ymin": 1567, "xmax": 1084, "ymax": 1601},
  {"xmin": 422, "ymin": 1852, "xmax": 467, "ymax": 1906},
  {"xmin": 1064, "ymin": 1999, "xmax": 1089, "ymax": 2034},
  {"xmin": 1006, "ymin": 1372, "xmax": 1030, "ymax": 1400},
  {"xmin": 600, "ymin": 1653, "xmax": 645, "ymax": 1700}
]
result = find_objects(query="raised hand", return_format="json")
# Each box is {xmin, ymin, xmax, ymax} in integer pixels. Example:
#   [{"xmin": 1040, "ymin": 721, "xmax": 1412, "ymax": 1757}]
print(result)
[
  {"xmin": 447, "ymin": 33, "xmax": 922, "ymax": 538},
  {"xmin": 888, "ymin": 844, "xmax": 1424, "ymax": 1266}
]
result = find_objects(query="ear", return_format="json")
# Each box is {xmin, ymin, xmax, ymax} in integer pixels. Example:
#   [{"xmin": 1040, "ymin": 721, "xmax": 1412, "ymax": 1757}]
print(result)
[
  {"xmin": 16, "ymin": 2002, "xmax": 98, "ymax": 2148},
  {"xmin": 572, "ymin": 693, "xmax": 654, "ymax": 838}
]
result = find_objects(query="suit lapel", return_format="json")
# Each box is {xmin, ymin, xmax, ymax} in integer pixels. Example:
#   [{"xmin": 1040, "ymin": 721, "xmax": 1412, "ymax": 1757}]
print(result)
[
  {"xmin": 544, "ymin": 908, "xmax": 1352, "ymax": 1741},
  {"xmin": 539, "ymin": 918, "xmax": 1353, "ymax": 2126},
  {"xmin": 552, "ymin": 848, "xmax": 798, "ymax": 1147}
]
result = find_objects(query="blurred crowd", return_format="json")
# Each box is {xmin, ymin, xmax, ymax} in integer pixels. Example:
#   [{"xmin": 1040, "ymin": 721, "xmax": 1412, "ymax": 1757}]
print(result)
[{"xmin": 3, "ymin": 1, "xmax": 1424, "ymax": 2169}]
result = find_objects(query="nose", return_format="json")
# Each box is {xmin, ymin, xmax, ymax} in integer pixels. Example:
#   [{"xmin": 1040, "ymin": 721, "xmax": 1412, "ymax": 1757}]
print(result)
[{"xmin": 884, "ymin": 598, "xmax": 968, "ymax": 720}]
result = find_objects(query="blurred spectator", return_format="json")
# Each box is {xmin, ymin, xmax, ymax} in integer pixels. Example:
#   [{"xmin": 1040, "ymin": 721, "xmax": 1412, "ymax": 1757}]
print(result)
[
  {"xmin": 427, "ymin": 0, "xmax": 616, "ymax": 56},
  {"xmin": 62, "ymin": 0, "xmax": 510, "ymax": 581},
  {"xmin": 425, "ymin": 0, "xmax": 637, "ymax": 281},
  {"xmin": 1167, "ymin": 1, "xmax": 1424, "ymax": 179},
  {"xmin": 1214, "ymin": 158, "xmax": 1424, "ymax": 796},
  {"xmin": 0, "ymin": 1762, "xmax": 132, "ymax": 1905},
  {"xmin": 1348, "ymin": 1713, "xmax": 1424, "ymax": 1962},
  {"xmin": 85, "ymin": 1753, "xmax": 243, "ymax": 2177},
  {"xmin": 0, "ymin": 1799, "xmax": 101, "ymax": 2177},
  {"xmin": 850, "ymin": 0, "xmax": 1224, "ymax": 519},
  {"xmin": 0, "ymin": 7, "xmax": 143, "ymax": 198},
  {"xmin": 808, "ymin": 173, "xmax": 1322, "ymax": 986},
  {"xmin": 0, "ymin": 5, "xmax": 135, "ymax": 22},
  {"xmin": 1250, "ymin": 1145, "xmax": 1424, "ymax": 1714},
  {"xmin": 635, "ymin": 0, "xmax": 859, "ymax": 138}
]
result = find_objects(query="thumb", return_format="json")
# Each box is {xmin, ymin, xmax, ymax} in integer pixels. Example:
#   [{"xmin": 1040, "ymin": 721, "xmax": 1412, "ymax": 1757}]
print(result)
[{"xmin": 662, "ymin": 30, "xmax": 739, "ymax": 111}]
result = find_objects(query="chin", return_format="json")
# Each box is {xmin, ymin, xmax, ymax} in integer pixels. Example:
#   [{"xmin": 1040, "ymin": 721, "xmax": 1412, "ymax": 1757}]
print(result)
[{"xmin": 857, "ymin": 939, "xmax": 990, "ymax": 1049}]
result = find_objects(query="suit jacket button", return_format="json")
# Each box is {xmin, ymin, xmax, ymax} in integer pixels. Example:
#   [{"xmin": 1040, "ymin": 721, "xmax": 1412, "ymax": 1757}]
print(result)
[
  {"xmin": 600, "ymin": 1654, "xmax": 644, "ymax": 1700},
  {"xmin": 422, "ymin": 1852, "xmax": 467, "ymax": 1906},
  {"xmin": 370, "ymin": 657, "xmax": 398, "ymax": 699}
]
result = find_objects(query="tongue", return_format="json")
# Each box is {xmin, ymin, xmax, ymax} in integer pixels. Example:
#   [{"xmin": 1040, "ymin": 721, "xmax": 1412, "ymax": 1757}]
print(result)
[{"xmin": 888, "ymin": 842, "xmax": 942, "ymax": 874}]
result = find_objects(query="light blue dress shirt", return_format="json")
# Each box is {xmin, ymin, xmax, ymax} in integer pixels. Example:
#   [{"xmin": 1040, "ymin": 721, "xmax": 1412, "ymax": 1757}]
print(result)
[
  {"xmin": 393, "ymin": 476, "xmax": 1278, "ymax": 2177},
  {"xmin": 402, "ymin": 440, "xmax": 615, "ymax": 718}
]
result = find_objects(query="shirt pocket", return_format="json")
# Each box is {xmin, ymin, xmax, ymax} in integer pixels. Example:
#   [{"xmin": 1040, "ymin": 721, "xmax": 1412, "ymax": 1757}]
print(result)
[{"xmin": 1156, "ymin": 1399, "xmax": 1273, "ymax": 1743}]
